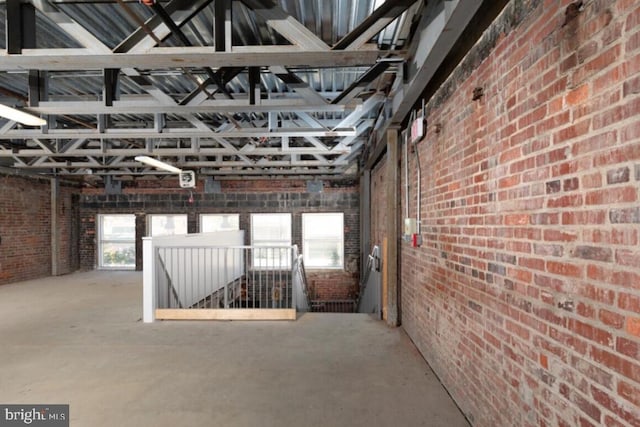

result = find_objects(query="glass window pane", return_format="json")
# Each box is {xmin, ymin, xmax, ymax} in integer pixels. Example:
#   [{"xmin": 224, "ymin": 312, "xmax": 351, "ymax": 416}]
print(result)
[
  {"xmin": 304, "ymin": 240, "xmax": 343, "ymax": 267},
  {"xmin": 100, "ymin": 243, "xmax": 135, "ymax": 268},
  {"xmin": 100, "ymin": 215, "xmax": 135, "ymax": 240},
  {"xmin": 251, "ymin": 214, "xmax": 291, "ymax": 242},
  {"xmin": 250, "ymin": 214, "xmax": 292, "ymax": 269},
  {"xmin": 303, "ymin": 213, "xmax": 343, "ymax": 269},
  {"xmin": 98, "ymin": 214, "xmax": 136, "ymax": 269},
  {"xmin": 201, "ymin": 214, "xmax": 240, "ymax": 233},
  {"xmin": 149, "ymin": 215, "xmax": 188, "ymax": 236},
  {"xmin": 303, "ymin": 214, "xmax": 343, "ymax": 238}
]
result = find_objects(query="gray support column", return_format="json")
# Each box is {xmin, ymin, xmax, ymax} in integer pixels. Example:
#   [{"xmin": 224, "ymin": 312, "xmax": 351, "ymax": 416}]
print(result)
[
  {"xmin": 385, "ymin": 127, "xmax": 399, "ymax": 326},
  {"xmin": 51, "ymin": 178, "xmax": 60, "ymax": 276}
]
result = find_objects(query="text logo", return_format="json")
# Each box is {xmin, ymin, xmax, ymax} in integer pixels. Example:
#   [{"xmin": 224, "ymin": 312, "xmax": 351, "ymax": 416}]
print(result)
[{"xmin": 0, "ymin": 405, "xmax": 68, "ymax": 427}]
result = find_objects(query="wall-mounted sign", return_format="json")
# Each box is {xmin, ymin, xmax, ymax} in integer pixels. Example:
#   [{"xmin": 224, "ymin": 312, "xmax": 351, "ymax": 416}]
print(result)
[{"xmin": 179, "ymin": 171, "xmax": 196, "ymax": 188}]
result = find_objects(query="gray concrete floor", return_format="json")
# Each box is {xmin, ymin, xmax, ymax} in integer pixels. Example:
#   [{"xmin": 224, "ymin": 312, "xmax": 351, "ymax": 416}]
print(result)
[{"xmin": 0, "ymin": 271, "xmax": 469, "ymax": 427}]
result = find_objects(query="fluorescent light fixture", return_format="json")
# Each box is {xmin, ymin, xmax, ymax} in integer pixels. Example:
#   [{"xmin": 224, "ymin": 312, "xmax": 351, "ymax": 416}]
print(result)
[
  {"xmin": 134, "ymin": 156, "xmax": 182, "ymax": 174},
  {"xmin": 0, "ymin": 104, "xmax": 47, "ymax": 126}
]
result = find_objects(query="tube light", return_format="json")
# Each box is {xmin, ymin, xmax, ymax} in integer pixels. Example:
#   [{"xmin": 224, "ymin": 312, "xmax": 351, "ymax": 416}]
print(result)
[
  {"xmin": 0, "ymin": 104, "xmax": 47, "ymax": 126},
  {"xmin": 134, "ymin": 156, "xmax": 182, "ymax": 174}
]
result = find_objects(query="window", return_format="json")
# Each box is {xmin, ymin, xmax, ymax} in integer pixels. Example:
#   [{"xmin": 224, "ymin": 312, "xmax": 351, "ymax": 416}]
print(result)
[
  {"xmin": 200, "ymin": 214, "xmax": 240, "ymax": 233},
  {"xmin": 251, "ymin": 213, "xmax": 292, "ymax": 268},
  {"xmin": 148, "ymin": 214, "xmax": 188, "ymax": 237},
  {"xmin": 98, "ymin": 214, "xmax": 135, "ymax": 269},
  {"xmin": 302, "ymin": 213, "xmax": 344, "ymax": 269}
]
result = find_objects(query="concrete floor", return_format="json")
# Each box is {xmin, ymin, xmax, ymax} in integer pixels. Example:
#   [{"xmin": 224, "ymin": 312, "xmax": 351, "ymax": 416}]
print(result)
[{"xmin": 0, "ymin": 271, "xmax": 469, "ymax": 427}]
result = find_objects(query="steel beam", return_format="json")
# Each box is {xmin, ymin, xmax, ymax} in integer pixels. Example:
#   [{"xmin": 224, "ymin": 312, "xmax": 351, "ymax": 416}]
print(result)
[
  {"xmin": 239, "ymin": 0, "xmax": 330, "ymax": 51},
  {"xmin": 214, "ymin": 0, "xmax": 232, "ymax": 52},
  {"xmin": 333, "ymin": 0, "xmax": 417, "ymax": 50},
  {"xmin": 0, "ymin": 127, "xmax": 358, "ymax": 140},
  {"xmin": 0, "ymin": 47, "xmax": 383, "ymax": 71},
  {"xmin": 31, "ymin": 98, "xmax": 359, "ymax": 115},
  {"xmin": 390, "ymin": 0, "xmax": 482, "ymax": 123}
]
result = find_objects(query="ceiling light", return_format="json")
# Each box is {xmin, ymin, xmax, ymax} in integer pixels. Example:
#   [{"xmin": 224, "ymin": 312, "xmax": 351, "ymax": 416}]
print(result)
[
  {"xmin": 0, "ymin": 104, "xmax": 47, "ymax": 126},
  {"xmin": 134, "ymin": 156, "xmax": 182, "ymax": 174}
]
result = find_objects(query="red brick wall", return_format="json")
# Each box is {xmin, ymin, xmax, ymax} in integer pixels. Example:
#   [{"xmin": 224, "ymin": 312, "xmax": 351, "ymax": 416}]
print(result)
[
  {"xmin": 396, "ymin": 1, "xmax": 640, "ymax": 426},
  {"xmin": 0, "ymin": 174, "xmax": 79, "ymax": 285}
]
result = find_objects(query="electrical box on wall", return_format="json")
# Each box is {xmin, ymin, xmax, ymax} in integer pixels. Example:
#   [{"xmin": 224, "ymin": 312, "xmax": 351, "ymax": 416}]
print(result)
[
  {"xmin": 404, "ymin": 218, "xmax": 418, "ymax": 236},
  {"xmin": 179, "ymin": 171, "xmax": 195, "ymax": 188}
]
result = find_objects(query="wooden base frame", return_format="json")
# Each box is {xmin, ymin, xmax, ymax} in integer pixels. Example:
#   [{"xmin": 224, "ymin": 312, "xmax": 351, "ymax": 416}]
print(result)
[{"xmin": 155, "ymin": 308, "xmax": 297, "ymax": 321}]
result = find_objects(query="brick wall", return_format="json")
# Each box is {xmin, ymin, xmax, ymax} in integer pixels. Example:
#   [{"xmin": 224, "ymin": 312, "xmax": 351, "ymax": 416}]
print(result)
[
  {"xmin": 0, "ymin": 173, "xmax": 79, "ymax": 285},
  {"xmin": 80, "ymin": 178, "xmax": 359, "ymax": 299},
  {"xmin": 394, "ymin": 1, "xmax": 640, "ymax": 426},
  {"xmin": 371, "ymin": 159, "xmax": 388, "ymax": 251}
]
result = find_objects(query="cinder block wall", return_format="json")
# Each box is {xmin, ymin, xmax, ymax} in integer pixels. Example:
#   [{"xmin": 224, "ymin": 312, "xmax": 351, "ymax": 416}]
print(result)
[
  {"xmin": 80, "ymin": 178, "xmax": 359, "ymax": 300},
  {"xmin": 393, "ymin": 1, "xmax": 640, "ymax": 426},
  {"xmin": 0, "ymin": 173, "xmax": 80, "ymax": 285}
]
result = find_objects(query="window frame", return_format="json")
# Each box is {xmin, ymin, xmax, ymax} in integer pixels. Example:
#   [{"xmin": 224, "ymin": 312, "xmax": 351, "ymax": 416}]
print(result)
[
  {"xmin": 302, "ymin": 212, "xmax": 344, "ymax": 269},
  {"xmin": 97, "ymin": 214, "xmax": 136, "ymax": 270},
  {"xmin": 250, "ymin": 213, "xmax": 292, "ymax": 269},
  {"xmin": 200, "ymin": 213, "xmax": 240, "ymax": 233},
  {"xmin": 147, "ymin": 214, "xmax": 188, "ymax": 237}
]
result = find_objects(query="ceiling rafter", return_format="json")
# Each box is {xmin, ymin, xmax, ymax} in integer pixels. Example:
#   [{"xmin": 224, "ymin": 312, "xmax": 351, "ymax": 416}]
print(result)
[
  {"xmin": 0, "ymin": 0, "xmax": 419, "ymax": 179},
  {"xmin": 0, "ymin": 47, "xmax": 383, "ymax": 70},
  {"xmin": 333, "ymin": 0, "xmax": 418, "ymax": 50}
]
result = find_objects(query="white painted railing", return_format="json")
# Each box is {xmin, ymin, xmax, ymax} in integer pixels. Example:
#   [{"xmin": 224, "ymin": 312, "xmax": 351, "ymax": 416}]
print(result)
[{"xmin": 143, "ymin": 231, "xmax": 308, "ymax": 322}]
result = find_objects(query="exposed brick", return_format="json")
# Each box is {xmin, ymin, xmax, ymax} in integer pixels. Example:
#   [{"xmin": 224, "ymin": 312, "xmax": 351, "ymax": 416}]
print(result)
[
  {"xmin": 618, "ymin": 381, "xmax": 640, "ymax": 407},
  {"xmin": 590, "ymin": 347, "xmax": 640, "ymax": 383},
  {"xmin": 544, "ymin": 229, "xmax": 578, "ymax": 242},
  {"xmin": 619, "ymin": 293, "xmax": 640, "ymax": 314},
  {"xmin": 546, "ymin": 261, "xmax": 582, "ymax": 278},
  {"xmin": 547, "ymin": 194, "xmax": 583, "ymax": 208},
  {"xmin": 559, "ymin": 382, "xmax": 601, "ymax": 422},
  {"xmin": 505, "ymin": 214, "xmax": 529, "ymax": 226},
  {"xmin": 546, "ymin": 180, "xmax": 561, "ymax": 194},
  {"xmin": 534, "ymin": 244, "xmax": 564, "ymax": 257},
  {"xmin": 616, "ymin": 336, "xmax": 639, "ymax": 358},
  {"xmin": 610, "ymin": 207, "xmax": 640, "ymax": 223},
  {"xmin": 623, "ymin": 74, "xmax": 640, "ymax": 96},
  {"xmin": 599, "ymin": 309, "xmax": 625, "ymax": 329},
  {"xmin": 628, "ymin": 29, "xmax": 640, "ymax": 52},
  {"xmin": 563, "ymin": 177, "xmax": 579, "ymax": 191},
  {"xmin": 627, "ymin": 317, "xmax": 640, "ymax": 338},
  {"xmin": 565, "ymin": 84, "xmax": 590, "ymax": 105},
  {"xmin": 581, "ymin": 172, "xmax": 602, "ymax": 189},
  {"xmin": 0, "ymin": 174, "xmax": 79, "ymax": 285},
  {"xmin": 530, "ymin": 213, "xmax": 559, "ymax": 225},
  {"xmin": 588, "ymin": 265, "xmax": 640, "ymax": 289},
  {"xmin": 571, "ymin": 246, "xmax": 613, "ymax": 262},
  {"xmin": 622, "ymin": 121, "xmax": 640, "ymax": 143},
  {"xmin": 594, "ymin": 139, "xmax": 640, "ymax": 165},
  {"xmin": 592, "ymin": 385, "xmax": 640, "ymax": 427},
  {"xmin": 391, "ymin": 2, "xmax": 640, "ymax": 427},
  {"xmin": 616, "ymin": 250, "xmax": 640, "ymax": 268},
  {"xmin": 562, "ymin": 210, "xmax": 606, "ymax": 225},
  {"xmin": 607, "ymin": 167, "xmax": 630, "ymax": 184},
  {"xmin": 585, "ymin": 187, "xmax": 637, "ymax": 205}
]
